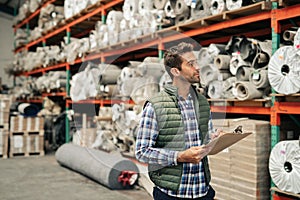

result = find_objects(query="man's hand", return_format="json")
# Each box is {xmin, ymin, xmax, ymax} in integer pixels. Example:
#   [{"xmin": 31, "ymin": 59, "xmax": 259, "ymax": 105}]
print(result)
[
  {"xmin": 177, "ymin": 146, "xmax": 210, "ymax": 164},
  {"xmin": 211, "ymin": 128, "xmax": 225, "ymax": 140}
]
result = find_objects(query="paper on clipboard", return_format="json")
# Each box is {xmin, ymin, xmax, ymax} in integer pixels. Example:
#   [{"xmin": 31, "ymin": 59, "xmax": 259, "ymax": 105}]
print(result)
[{"xmin": 205, "ymin": 132, "xmax": 252, "ymax": 155}]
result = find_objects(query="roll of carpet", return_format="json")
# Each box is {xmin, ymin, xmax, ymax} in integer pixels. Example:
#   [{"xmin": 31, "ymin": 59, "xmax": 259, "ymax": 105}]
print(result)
[
  {"xmin": 207, "ymin": 80, "xmax": 224, "ymax": 99},
  {"xmin": 283, "ymin": 27, "xmax": 298, "ymax": 42},
  {"xmin": 268, "ymin": 46, "xmax": 300, "ymax": 94},
  {"xmin": 225, "ymin": 36, "xmax": 243, "ymax": 54},
  {"xmin": 249, "ymin": 69, "xmax": 269, "ymax": 89},
  {"xmin": 56, "ymin": 143, "xmax": 139, "ymax": 190},
  {"xmin": 190, "ymin": 0, "xmax": 211, "ymax": 20},
  {"xmin": 269, "ymin": 140, "xmax": 300, "ymax": 194},
  {"xmin": 164, "ymin": 1, "xmax": 176, "ymax": 18},
  {"xmin": 234, "ymin": 81, "xmax": 263, "ymax": 100},
  {"xmin": 123, "ymin": 0, "xmax": 139, "ymax": 20},
  {"xmin": 154, "ymin": 0, "xmax": 168, "ymax": 10},
  {"xmin": 200, "ymin": 64, "xmax": 220, "ymax": 86},
  {"xmin": 198, "ymin": 47, "xmax": 214, "ymax": 66},
  {"xmin": 239, "ymin": 37, "xmax": 258, "ymax": 62},
  {"xmin": 18, "ymin": 103, "xmax": 40, "ymax": 116},
  {"xmin": 236, "ymin": 66, "xmax": 254, "ymax": 81},
  {"xmin": 208, "ymin": 43, "xmax": 227, "ymax": 57},
  {"xmin": 210, "ymin": 0, "xmax": 226, "ymax": 16},
  {"xmin": 223, "ymin": 76, "xmax": 236, "ymax": 99},
  {"xmin": 229, "ymin": 53, "xmax": 251, "ymax": 75},
  {"xmin": 214, "ymin": 54, "xmax": 231, "ymax": 70},
  {"xmin": 173, "ymin": 0, "xmax": 189, "ymax": 15}
]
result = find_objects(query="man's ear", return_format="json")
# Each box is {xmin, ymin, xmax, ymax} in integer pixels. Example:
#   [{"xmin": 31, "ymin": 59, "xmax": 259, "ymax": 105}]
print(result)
[{"xmin": 170, "ymin": 68, "xmax": 180, "ymax": 77}]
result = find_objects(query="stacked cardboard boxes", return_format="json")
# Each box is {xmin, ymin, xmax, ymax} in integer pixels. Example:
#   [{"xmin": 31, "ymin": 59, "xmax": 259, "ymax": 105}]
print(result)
[
  {"xmin": 210, "ymin": 118, "xmax": 271, "ymax": 200},
  {"xmin": 9, "ymin": 116, "xmax": 44, "ymax": 157},
  {"xmin": 0, "ymin": 95, "xmax": 11, "ymax": 158}
]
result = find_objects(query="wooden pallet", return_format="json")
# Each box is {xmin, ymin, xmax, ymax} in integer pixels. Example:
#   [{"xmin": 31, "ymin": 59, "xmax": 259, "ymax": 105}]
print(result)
[
  {"xmin": 270, "ymin": 93, "xmax": 300, "ymax": 102},
  {"xmin": 9, "ymin": 131, "xmax": 45, "ymax": 158},
  {"xmin": 0, "ymin": 131, "xmax": 8, "ymax": 159},
  {"xmin": 273, "ymin": 0, "xmax": 300, "ymax": 7},
  {"xmin": 208, "ymin": 98, "xmax": 272, "ymax": 107}
]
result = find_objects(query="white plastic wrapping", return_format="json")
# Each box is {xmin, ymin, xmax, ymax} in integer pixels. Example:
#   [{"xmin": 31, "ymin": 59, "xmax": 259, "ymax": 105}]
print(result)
[
  {"xmin": 269, "ymin": 140, "xmax": 300, "ymax": 194},
  {"xmin": 268, "ymin": 46, "xmax": 300, "ymax": 94}
]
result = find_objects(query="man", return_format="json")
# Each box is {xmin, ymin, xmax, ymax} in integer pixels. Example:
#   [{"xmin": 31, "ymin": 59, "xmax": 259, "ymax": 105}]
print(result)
[{"xmin": 135, "ymin": 42, "xmax": 220, "ymax": 199}]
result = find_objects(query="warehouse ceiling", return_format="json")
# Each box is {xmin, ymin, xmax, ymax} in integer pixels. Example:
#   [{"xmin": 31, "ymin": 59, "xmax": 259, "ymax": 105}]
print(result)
[{"xmin": 0, "ymin": 0, "xmax": 25, "ymax": 16}]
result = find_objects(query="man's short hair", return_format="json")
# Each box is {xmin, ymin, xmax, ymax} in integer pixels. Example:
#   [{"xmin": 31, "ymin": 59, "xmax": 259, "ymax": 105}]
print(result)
[{"xmin": 164, "ymin": 42, "xmax": 194, "ymax": 78}]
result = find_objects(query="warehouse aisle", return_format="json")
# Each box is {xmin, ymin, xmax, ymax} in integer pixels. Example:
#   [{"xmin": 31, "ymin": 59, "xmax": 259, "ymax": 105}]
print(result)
[{"xmin": 0, "ymin": 154, "xmax": 152, "ymax": 200}]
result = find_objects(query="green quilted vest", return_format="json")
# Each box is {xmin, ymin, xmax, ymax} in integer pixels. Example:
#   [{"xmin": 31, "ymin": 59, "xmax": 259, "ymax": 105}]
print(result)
[{"xmin": 147, "ymin": 85, "xmax": 211, "ymax": 191}]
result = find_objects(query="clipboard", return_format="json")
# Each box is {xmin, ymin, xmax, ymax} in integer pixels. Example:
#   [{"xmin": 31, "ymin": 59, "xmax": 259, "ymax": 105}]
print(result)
[{"xmin": 205, "ymin": 132, "xmax": 252, "ymax": 155}]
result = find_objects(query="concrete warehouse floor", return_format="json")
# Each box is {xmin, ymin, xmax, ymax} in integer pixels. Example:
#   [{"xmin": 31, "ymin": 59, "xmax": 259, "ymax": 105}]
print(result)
[{"xmin": 0, "ymin": 153, "xmax": 152, "ymax": 200}]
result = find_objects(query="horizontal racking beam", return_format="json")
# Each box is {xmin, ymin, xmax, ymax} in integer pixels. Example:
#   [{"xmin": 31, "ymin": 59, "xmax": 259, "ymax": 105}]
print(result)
[{"xmin": 211, "ymin": 106, "xmax": 271, "ymax": 115}]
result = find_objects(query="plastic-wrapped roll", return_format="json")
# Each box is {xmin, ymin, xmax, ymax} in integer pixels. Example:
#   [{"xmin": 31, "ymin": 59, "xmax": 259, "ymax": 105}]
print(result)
[
  {"xmin": 225, "ymin": 0, "xmax": 243, "ymax": 11},
  {"xmin": 214, "ymin": 54, "xmax": 231, "ymax": 70},
  {"xmin": 159, "ymin": 71, "xmax": 172, "ymax": 90},
  {"xmin": 136, "ymin": 63, "xmax": 165, "ymax": 81},
  {"xmin": 234, "ymin": 81, "xmax": 263, "ymax": 100},
  {"xmin": 119, "ymin": 19, "xmax": 130, "ymax": 42},
  {"xmin": 64, "ymin": 0, "xmax": 74, "ymax": 19},
  {"xmin": 250, "ymin": 69, "xmax": 269, "ymax": 89},
  {"xmin": 236, "ymin": 66, "xmax": 253, "ymax": 81},
  {"xmin": 154, "ymin": 0, "xmax": 168, "ymax": 10},
  {"xmin": 138, "ymin": 0, "xmax": 154, "ymax": 15},
  {"xmin": 123, "ymin": 0, "xmax": 139, "ymax": 20},
  {"xmin": 268, "ymin": 46, "xmax": 300, "ymax": 94},
  {"xmin": 56, "ymin": 143, "xmax": 139, "ymax": 190},
  {"xmin": 226, "ymin": 0, "xmax": 252, "ymax": 11},
  {"xmin": 106, "ymin": 11, "xmax": 123, "ymax": 33},
  {"xmin": 99, "ymin": 66, "xmax": 122, "ymax": 85},
  {"xmin": 294, "ymin": 28, "xmax": 300, "ymax": 52},
  {"xmin": 210, "ymin": 0, "xmax": 226, "ymax": 16},
  {"xmin": 269, "ymin": 140, "xmax": 300, "ymax": 194},
  {"xmin": 190, "ymin": 0, "xmax": 211, "ymax": 20}
]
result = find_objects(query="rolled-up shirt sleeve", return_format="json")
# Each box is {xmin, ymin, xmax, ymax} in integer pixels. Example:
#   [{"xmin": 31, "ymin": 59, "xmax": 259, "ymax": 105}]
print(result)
[{"xmin": 135, "ymin": 102, "xmax": 178, "ymax": 166}]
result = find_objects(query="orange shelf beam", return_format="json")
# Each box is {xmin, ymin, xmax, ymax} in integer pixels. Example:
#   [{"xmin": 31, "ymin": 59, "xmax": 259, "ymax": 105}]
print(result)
[
  {"xmin": 17, "ymin": 62, "xmax": 67, "ymax": 76},
  {"xmin": 66, "ymin": 99, "xmax": 134, "ymax": 107},
  {"xmin": 13, "ymin": 0, "xmax": 56, "ymax": 30},
  {"xmin": 42, "ymin": 92, "xmax": 66, "ymax": 97},
  {"xmin": 211, "ymin": 106, "xmax": 271, "ymax": 115}
]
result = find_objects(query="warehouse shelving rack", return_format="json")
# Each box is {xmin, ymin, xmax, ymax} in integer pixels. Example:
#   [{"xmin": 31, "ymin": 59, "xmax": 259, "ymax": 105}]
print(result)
[{"xmin": 12, "ymin": 1, "xmax": 300, "ymax": 199}]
